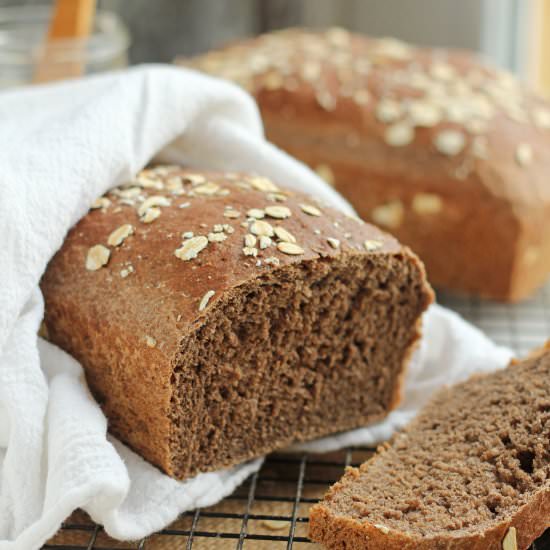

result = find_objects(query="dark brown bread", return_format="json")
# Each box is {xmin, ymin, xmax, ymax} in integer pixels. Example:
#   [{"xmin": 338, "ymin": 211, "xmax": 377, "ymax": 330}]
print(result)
[
  {"xmin": 309, "ymin": 347, "xmax": 550, "ymax": 550},
  {"xmin": 41, "ymin": 166, "xmax": 433, "ymax": 479},
  {"xmin": 182, "ymin": 28, "xmax": 550, "ymax": 302}
]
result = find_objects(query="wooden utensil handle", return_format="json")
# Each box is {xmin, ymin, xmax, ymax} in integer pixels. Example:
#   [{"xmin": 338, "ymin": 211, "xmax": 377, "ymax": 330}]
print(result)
[{"xmin": 33, "ymin": 0, "xmax": 97, "ymax": 84}]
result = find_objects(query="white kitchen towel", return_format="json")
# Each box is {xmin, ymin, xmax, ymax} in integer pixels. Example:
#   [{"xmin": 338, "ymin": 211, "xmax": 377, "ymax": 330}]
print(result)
[{"xmin": 0, "ymin": 65, "xmax": 514, "ymax": 550}]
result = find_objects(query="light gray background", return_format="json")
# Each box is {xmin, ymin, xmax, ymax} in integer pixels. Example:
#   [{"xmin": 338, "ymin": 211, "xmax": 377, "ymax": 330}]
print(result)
[
  {"xmin": 0, "ymin": 0, "xmax": 525, "ymax": 72},
  {"xmin": 105, "ymin": 0, "xmax": 485, "ymax": 62},
  {"xmin": 0, "ymin": 0, "xmax": 484, "ymax": 61}
]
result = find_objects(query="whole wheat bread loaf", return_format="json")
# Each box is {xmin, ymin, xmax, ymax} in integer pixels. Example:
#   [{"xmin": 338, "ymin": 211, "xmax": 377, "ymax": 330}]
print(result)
[
  {"xmin": 182, "ymin": 29, "xmax": 550, "ymax": 302},
  {"xmin": 309, "ymin": 347, "xmax": 550, "ymax": 550},
  {"xmin": 41, "ymin": 166, "xmax": 432, "ymax": 479}
]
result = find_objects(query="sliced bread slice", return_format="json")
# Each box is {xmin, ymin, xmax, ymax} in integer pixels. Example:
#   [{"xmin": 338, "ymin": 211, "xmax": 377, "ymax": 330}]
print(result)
[{"xmin": 309, "ymin": 347, "xmax": 550, "ymax": 550}]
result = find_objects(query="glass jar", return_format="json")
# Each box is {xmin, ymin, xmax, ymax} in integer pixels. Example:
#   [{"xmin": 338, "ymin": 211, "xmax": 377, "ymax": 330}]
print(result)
[{"xmin": 0, "ymin": 5, "xmax": 130, "ymax": 89}]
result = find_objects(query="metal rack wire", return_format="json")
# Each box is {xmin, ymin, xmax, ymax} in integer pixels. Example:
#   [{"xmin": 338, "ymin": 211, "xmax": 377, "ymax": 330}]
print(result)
[{"xmin": 43, "ymin": 282, "xmax": 550, "ymax": 549}]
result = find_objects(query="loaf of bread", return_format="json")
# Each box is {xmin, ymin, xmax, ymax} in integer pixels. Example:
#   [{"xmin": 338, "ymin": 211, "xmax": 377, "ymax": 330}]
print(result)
[
  {"xmin": 41, "ymin": 166, "xmax": 432, "ymax": 479},
  {"xmin": 309, "ymin": 347, "xmax": 550, "ymax": 550},
  {"xmin": 182, "ymin": 28, "xmax": 550, "ymax": 302}
]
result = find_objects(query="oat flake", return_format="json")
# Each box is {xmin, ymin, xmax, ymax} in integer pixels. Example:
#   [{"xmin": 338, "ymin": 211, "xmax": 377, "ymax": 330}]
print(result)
[
  {"xmin": 199, "ymin": 290, "xmax": 215, "ymax": 311},
  {"xmin": 86, "ymin": 245, "xmax": 110, "ymax": 271}
]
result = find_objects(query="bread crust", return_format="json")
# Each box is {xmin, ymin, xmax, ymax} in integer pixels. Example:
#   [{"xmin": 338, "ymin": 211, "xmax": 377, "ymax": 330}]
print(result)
[
  {"xmin": 309, "ymin": 478, "xmax": 550, "ymax": 550},
  {"xmin": 182, "ymin": 29, "xmax": 550, "ymax": 301},
  {"xmin": 310, "ymin": 481, "xmax": 550, "ymax": 550},
  {"xmin": 41, "ymin": 167, "xmax": 433, "ymax": 479}
]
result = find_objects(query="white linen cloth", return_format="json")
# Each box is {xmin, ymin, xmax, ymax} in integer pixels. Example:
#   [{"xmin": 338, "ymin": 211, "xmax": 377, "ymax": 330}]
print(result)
[{"xmin": 0, "ymin": 65, "xmax": 514, "ymax": 550}]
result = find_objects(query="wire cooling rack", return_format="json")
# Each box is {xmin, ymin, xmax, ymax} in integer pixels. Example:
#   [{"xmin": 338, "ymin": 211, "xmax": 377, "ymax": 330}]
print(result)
[{"xmin": 43, "ymin": 283, "xmax": 550, "ymax": 550}]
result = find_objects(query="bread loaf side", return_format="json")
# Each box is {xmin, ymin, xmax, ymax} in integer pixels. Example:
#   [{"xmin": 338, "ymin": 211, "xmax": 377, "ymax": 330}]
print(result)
[{"xmin": 41, "ymin": 166, "xmax": 433, "ymax": 479}]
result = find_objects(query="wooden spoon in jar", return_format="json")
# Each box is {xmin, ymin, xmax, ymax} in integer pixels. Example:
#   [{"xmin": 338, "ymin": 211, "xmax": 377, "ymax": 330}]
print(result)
[{"xmin": 33, "ymin": 0, "xmax": 97, "ymax": 84}]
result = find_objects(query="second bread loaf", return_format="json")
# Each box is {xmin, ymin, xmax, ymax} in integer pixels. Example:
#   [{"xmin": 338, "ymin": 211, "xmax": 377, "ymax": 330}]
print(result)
[{"xmin": 183, "ymin": 29, "xmax": 550, "ymax": 302}]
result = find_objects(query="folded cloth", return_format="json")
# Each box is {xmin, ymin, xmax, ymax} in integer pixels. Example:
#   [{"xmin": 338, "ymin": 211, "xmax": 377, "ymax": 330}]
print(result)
[{"xmin": 0, "ymin": 65, "xmax": 514, "ymax": 550}]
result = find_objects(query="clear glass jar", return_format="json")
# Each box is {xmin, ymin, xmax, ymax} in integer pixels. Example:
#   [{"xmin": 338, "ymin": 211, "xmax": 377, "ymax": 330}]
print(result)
[{"xmin": 0, "ymin": 5, "xmax": 130, "ymax": 89}]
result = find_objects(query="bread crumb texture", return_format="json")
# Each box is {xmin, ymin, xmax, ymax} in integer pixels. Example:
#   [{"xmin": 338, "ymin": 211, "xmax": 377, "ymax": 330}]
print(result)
[{"xmin": 310, "ymin": 351, "xmax": 550, "ymax": 549}]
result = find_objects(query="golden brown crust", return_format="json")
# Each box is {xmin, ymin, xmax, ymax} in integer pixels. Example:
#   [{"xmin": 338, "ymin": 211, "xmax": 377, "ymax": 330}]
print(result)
[
  {"xmin": 42, "ymin": 167, "xmax": 401, "ymax": 352},
  {"xmin": 309, "ymin": 487, "xmax": 550, "ymax": 550},
  {"xmin": 182, "ymin": 28, "xmax": 550, "ymax": 301},
  {"xmin": 41, "ymin": 167, "xmax": 432, "ymax": 478}
]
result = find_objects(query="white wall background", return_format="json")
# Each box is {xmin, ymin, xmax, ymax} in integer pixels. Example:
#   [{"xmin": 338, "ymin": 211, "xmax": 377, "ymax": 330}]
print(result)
[{"xmin": 0, "ymin": 0, "xmax": 533, "ymax": 78}]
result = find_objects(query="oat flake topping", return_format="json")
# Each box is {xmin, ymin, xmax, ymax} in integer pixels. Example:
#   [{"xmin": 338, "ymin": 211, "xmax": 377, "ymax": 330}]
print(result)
[
  {"xmin": 364, "ymin": 239, "xmax": 383, "ymax": 251},
  {"xmin": 274, "ymin": 226, "xmax": 297, "ymax": 243},
  {"xmin": 87, "ymin": 169, "xmax": 389, "ymax": 322},
  {"xmin": 250, "ymin": 220, "xmax": 275, "ymax": 237},
  {"xmin": 186, "ymin": 28, "xmax": 548, "ymax": 177},
  {"xmin": 300, "ymin": 204, "xmax": 322, "ymax": 217},
  {"xmin": 86, "ymin": 245, "xmax": 110, "ymax": 271},
  {"xmin": 199, "ymin": 290, "xmax": 215, "ymax": 311},
  {"xmin": 264, "ymin": 205, "xmax": 292, "ymax": 219},
  {"xmin": 174, "ymin": 236, "xmax": 209, "ymax": 261},
  {"xmin": 277, "ymin": 242, "xmax": 305, "ymax": 255},
  {"xmin": 107, "ymin": 224, "xmax": 134, "ymax": 247}
]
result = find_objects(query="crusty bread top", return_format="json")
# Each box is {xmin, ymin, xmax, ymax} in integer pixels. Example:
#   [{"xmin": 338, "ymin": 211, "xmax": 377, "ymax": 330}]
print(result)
[
  {"xmin": 182, "ymin": 28, "xmax": 550, "ymax": 219},
  {"xmin": 41, "ymin": 166, "xmax": 407, "ymax": 361}
]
